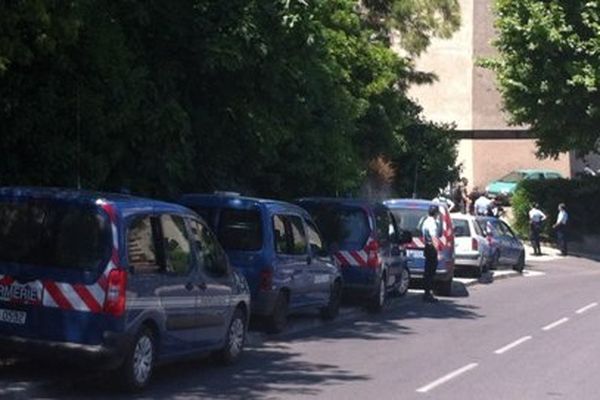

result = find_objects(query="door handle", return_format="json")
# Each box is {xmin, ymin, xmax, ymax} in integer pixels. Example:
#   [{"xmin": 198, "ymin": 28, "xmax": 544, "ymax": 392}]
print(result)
[
  {"xmin": 185, "ymin": 282, "xmax": 195, "ymax": 291},
  {"xmin": 196, "ymin": 282, "xmax": 207, "ymax": 291}
]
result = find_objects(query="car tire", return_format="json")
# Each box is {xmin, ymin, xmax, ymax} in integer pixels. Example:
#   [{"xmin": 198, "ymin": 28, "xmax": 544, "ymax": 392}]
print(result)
[
  {"xmin": 434, "ymin": 278, "xmax": 453, "ymax": 297},
  {"xmin": 368, "ymin": 274, "xmax": 386, "ymax": 313},
  {"xmin": 266, "ymin": 292, "xmax": 288, "ymax": 334},
  {"xmin": 513, "ymin": 251, "xmax": 525, "ymax": 273},
  {"xmin": 213, "ymin": 308, "xmax": 247, "ymax": 365},
  {"xmin": 394, "ymin": 267, "xmax": 410, "ymax": 297},
  {"xmin": 321, "ymin": 280, "xmax": 342, "ymax": 320},
  {"xmin": 118, "ymin": 326, "xmax": 156, "ymax": 392}
]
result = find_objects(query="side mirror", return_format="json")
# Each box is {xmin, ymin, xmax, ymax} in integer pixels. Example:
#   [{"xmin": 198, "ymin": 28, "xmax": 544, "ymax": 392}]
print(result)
[{"xmin": 397, "ymin": 230, "xmax": 413, "ymax": 245}]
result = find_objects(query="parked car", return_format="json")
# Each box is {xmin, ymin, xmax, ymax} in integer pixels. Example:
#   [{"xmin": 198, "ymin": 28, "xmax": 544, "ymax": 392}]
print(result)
[
  {"xmin": 476, "ymin": 217, "xmax": 525, "ymax": 272},
  {"xmin": 451, "ymin": 214, "xmax": 493, "ymax": 277},
  {"xmin": 178, "ymin": 193, "xmax": 342, "ymax": 333},
  {"xmin": 486, "ymin": 169, "xmax": 563, "ymax": 201},
  {"xmin": 0, "ymin": 187, "xmax": 250, "ymax": 391},
  {"xmin": 296, "ymin": 198, "xmax": 412, "ymax": 312},
  {"xmin": 383, "ymin": 199, "xmax": 455, "ymax": 296}
]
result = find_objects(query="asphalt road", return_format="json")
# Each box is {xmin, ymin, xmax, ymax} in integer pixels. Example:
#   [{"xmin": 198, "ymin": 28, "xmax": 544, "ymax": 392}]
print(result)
[{"xmin": 2, "ymin": 252, "xmax": 599, "ymax": 400}]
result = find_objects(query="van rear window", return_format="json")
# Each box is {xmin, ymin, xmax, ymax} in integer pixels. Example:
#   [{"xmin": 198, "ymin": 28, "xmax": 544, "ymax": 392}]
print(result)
[
  {"xmin": 390, "ymin": 208, "xmax": 429, "ymax": 237},
  {"xmin": 304, "ymin": 205, "xmax": 369, "ymax": 251},
  {"xmin": 217, "ymin": 208, "xmax": 263, "ymax": 251},
  {"xmin": 0, "ymin": 201, "xmax": 110, "ymax": 270}
]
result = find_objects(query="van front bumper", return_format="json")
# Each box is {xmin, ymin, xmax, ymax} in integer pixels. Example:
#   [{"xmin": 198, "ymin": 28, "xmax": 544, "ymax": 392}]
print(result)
[{"xmin": 0, "ymin": 331, "xmax": 132, "ymax": 369}]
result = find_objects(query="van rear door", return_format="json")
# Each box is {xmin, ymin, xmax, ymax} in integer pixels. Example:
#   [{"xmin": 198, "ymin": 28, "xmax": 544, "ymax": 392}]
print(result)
[{"xmin": 0, "ymin": 199, "xmax": 115, "ymax": 345}]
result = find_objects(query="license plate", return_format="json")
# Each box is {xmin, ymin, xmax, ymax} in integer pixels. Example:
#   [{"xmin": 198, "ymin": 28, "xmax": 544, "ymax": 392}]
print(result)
[
  {"xmin": 0, "ymin": 308, "xmax": 26, "ymax": 325},
  {"xmin": 406, "ymin": 249, "xmax": 424, "ymax": 259}
]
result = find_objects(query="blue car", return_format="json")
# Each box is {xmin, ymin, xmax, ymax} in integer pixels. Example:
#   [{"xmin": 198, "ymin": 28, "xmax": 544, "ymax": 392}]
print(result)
[
  {"xmin": 0, "ymin": 188, "xmax": 250, "ymax": 391},
  {"xmin": 383, "ymin": 199, "xmax": 455, "ymax": 296},
  {"xmin": 179, "ymin": 193, "xmax": 343, "ymax": 333},
  {"xmin": 296, "ymin": 198, "xmax": 412, "ymax": 312}
]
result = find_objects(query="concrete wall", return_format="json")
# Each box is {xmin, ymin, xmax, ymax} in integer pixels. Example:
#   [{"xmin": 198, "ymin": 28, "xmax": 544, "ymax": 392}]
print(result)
[
  {"xmin": 408, "ymin": 0, "xmax": 473, "ymax": 130},
  {"xmin": 407, "ymin": 0, "xmax": 575, "ymax": 190},
  {"xmin": 471, "ymin": 0, "xmax": 513, "ymax": 130}
]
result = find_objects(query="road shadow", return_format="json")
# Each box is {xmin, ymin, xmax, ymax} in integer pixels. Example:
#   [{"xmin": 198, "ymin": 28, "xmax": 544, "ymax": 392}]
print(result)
[
  {"xmin": 7, "ymin": 343, "xmax": 369, "ymax": 400},
  {"xmin": 0, "ymin": 287, "xmax": 482, "ymax": 399}
]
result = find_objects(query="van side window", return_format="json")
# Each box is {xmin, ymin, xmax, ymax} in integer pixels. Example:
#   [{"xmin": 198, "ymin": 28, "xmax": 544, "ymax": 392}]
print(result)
[
  {"xmin": 375, "ymin": 209, "xmax": 392, "ymax": 244},
  {"xmin": 288, "ymin": 216, "xmax": 307, "ymax": 255},
  {"xmin": 273, "ymin": 215, "xmax": 287, "ymax": 254},
  {"xmin": 305, "ymin": 220, "xmax": 325, "ymax": 256},
  {"xmin": 189, "ymin": 220, "xmax": 228, "ymax": 277},
  {"xmin": 272, "ymin": 214, "xmax": 307, "ymax": 255},
  {"xmin": 161, "ymin": 215, "xmax": 192, "ymax": 275},
  {"xmin": 127, "ymin": 216, "xmax": 160, "ymax": 274}
]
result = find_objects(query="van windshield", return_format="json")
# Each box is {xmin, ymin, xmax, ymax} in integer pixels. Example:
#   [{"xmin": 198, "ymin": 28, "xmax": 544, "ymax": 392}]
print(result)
[
  {"xmin": 0, "ymin": 201, "xmax": 110, "ymax": 270},
  {"xmin": 389, "ymin": 208, "xmax": 429, "ymax": 237},
  {"xmin": 304, "ymin": 205, "xmax": 369, "ymax": 251}
]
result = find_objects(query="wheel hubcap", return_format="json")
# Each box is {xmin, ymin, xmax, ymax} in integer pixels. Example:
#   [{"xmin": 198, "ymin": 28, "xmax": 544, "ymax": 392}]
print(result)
[
  {"xmin": 379, "ymin": 279, "xmax": 385, "ymax": 305},
  {"xmin": 398, "ymin": 269, "xmax": 409, "ymax": 293},
  {"xmin": 228, "ymin": 318, "xmax": 245, "ymax": 358},
  {"xmin": 133, "ymin": 335, "xmax": 153, "ymax": 385}
]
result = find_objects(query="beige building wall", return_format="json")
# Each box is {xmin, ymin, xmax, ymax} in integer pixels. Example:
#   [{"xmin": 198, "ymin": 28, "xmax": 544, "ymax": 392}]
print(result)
[
  {"xmin": 408, "ymin": 0, "xmax": 473, "ymax": 130},
  {"xmin": 407, "ymin": 0, "xmax": 573, "ymax": 190}
]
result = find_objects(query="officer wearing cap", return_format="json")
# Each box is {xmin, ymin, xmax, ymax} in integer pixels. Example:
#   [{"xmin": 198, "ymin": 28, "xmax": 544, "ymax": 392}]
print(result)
[{"xmin": 422, "ymin": 205, "xmax": 441, "ymax": 303}]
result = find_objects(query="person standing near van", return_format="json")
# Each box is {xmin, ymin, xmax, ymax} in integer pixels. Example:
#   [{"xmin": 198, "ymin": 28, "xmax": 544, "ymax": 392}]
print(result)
[
  {"xmin": 422, "ymin": 205, "xmax": 441, "ymax": 303},
  {"xmin": 552, "ymin": 203, "xmax": 568, "ymax": 256},
  {"xmin": 529, "ymin": 203, "xmax": 546, "ymax": 256},
  {"xmin": 474, "ymin": 193, "xmax": 493, "ymax": 216}
]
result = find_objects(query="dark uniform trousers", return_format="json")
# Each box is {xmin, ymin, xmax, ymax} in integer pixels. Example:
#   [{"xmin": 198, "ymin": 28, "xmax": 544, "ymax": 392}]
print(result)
[
  {"xmin": 424, "ymin": 243, "xmax": 438, "ymax": 294},
  {"xmin": 556, "ymin": 224, "xmax": 567, "ymax": 255}
]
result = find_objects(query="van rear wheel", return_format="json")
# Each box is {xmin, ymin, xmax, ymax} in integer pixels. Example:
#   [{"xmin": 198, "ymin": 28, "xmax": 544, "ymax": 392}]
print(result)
[
  {"xmin": 266, "ymin": 293, "xmax": 288, "ymax": 334},
  {"xmin": 321, "ymin": 281, "xmax": 342, "ymax": 320},
  {"xmin": 213, "ymin": 308, "xmax": 247, "ymax": 365},
  {"xmin": 395, "ymin": 267, "xmax": 410, "ymax": 297},
  {"xmin": 118, "ymin": 327, "xmax": 155, "ymax": 392},
  {"xmin": 368, "ymin": 276, "xmax": 386, "ymax": 313}
]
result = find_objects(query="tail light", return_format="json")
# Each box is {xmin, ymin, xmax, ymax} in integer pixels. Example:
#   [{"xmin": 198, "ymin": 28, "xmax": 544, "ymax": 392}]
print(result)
[
  {"xmin": 365, "ymin": 240, "xmax": 380, "ymax": 268},
  {"xmin": 259, "ymin": 268, "xmax": 273, "ymax": 291},
  {"xmin": 472, "ymin": 238, "xmax": 479, "ymax": 251},
  {"xmin": 103, "ymin": 269, "xmax": 127, "ymax": 317}
]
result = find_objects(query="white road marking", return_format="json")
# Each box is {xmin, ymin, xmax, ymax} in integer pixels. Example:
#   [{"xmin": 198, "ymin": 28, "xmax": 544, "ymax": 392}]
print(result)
[
  {"xmin": 494, "ymin": 336, "xmax": 532, "ymax": 355},
  {"xmin": 576, "ymin": 302, "xmax": 598, "ymax": 314},
  {"xmin": 416, "ymin": 363, "xmax": 478, "ymax": 393},
  {"xmin": 542, "ymin": 317, "xmax": 569, "ymax": 331},
  {"xmin": 521, "ymin": 270, "xmax": 546, "ymax": 277}
]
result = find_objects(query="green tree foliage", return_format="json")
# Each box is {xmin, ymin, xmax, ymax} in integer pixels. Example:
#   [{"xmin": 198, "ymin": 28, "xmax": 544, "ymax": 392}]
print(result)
[
  {"xmin": 361, "ymin": 0, "xmax": 461, "ymax": 55},
  {"xmin": 483, "ymin": 0, "xmax": 600, "ymax": 157},
  {"xmin": 0, "ymin": 0, "xmax": 459, "ymax": 200},
  {"xmin": 511, "ymin": 176, "xmax": 600, "ymax": 239}
]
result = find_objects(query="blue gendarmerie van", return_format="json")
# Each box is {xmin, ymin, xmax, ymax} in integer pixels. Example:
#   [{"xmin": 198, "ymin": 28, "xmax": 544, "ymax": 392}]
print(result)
[
  {"xmin": 384, "ymin": 199, "xmax": 455, "ymax": 296},
  {"xmin": 179, "ymin": 193, "xmax": 343, "ymax": 333},
  {"xmin": 296, "ymin": 198, "xmax": 413, "ymax": 312},
  {"xmin": 0, "ymin": 188, "xmax": 250, "ymax": 391}
]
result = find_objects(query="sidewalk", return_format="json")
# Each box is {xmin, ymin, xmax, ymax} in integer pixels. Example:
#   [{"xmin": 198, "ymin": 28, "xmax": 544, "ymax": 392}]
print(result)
[{"xmin": 528, "ymin": 243, "xmax": 600, "ymax": 262}]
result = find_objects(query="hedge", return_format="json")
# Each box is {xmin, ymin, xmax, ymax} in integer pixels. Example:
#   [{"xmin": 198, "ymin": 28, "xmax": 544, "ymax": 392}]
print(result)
[{"xmin": 511, "ymin": 176, "xmax": 600, "ymax": 241}]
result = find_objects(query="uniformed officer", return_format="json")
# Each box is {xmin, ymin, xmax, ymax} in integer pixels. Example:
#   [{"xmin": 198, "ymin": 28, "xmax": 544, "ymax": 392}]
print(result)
[
  {"xmin": 528, "ymin": 203, "xmax": 546, "ymax": 256},
  {"xmin": 422, "ymin": 205, "xmax": 441, "ymax": 303},
  {"xmin": 552, "ymin": 203, "xmax": 568, "ymax": 256}
]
